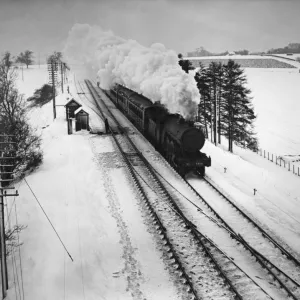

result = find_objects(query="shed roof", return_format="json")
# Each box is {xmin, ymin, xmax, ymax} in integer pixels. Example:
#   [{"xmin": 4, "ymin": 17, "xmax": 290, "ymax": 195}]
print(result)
[
  {"xmin": 74, "ymin": 106, "xmax": 89, "ymax": 115},
  {"xmin": 64, "ymin": 98, "xmax": 82, "ymax": 107}
]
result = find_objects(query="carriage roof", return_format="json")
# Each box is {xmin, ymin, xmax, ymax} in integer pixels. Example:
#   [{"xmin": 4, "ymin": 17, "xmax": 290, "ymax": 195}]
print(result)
[{"xmin": 116, "ymin": 85, "xmax": 153, "ymax": 109}]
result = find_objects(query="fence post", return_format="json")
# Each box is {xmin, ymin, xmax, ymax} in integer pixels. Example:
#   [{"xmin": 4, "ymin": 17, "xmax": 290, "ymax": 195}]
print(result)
[
  {"xmin": 280, "ymin": 159, "xmax": 281, "ymax": 166},
  {"xmin": 271, "ymin": 153, "xmax": 273, "ymax": 162},
  {"xmin": 298, "ymin": 167, "xmax": 299, "ymax": 176},
  {"xmin": 264, "ymin": 150, "xmax": 265, "ymax": 158},
  {"xmin": 293, "ymin": 164, "xmax": 294, "ymax": 174},
  {"xmin": 289, "ymin": 162, "xmax": 290, "ymax": 171},
  {"xmin": 276, "ymin": 156, "xmax": 277, "ymax": 165},
  {"xmin": 268, "ymin": 152, "xmax": 269, "ymax": 160},
  {"xmin": 284, "ymin": 161, "xmax": 286, "ymax": 168}
]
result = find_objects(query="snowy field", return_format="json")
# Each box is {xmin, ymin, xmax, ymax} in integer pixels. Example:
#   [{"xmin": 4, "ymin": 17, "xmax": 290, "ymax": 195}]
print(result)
[
  {"xmin": 4, "ymin": 63, "xmax": 300, "ymax": 300},
  {"xmin": 245, "ymin": 67, "xmax": 300, "ymax": 156}
]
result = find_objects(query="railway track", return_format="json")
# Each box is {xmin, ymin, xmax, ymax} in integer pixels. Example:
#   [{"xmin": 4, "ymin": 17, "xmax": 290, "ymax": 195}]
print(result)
[
  {"xmin": 82, "ymin": 79, "xmax": 289, "ymax": 299},
  {"xmin": 185, "ymin": 174, "xmax": 300, "ymax": 297},
  {"xmin": 150, "ymin": 156, "xmax": 300, "ymax": 299}
]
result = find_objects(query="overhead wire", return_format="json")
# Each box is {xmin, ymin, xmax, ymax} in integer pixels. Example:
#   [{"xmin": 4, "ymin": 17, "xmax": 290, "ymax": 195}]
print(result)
[
  {"xmin": 13, "ymin": 194, "xmax": 25, "ymax": 300},
  {"xmin": 5, "ymin": 195, "xmax": 22, "ymax": 300},
  {"xmin": 6, "ymin": 179, "xmax": 23, "ymax": 228},
  {"xmin": 23, "ymin": 178, "xmax": 74, "ymax": 262}
]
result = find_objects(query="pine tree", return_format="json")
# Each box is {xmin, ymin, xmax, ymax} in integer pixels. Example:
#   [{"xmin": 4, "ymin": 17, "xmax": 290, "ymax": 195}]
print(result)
[
  {"xmin": 206, "ymin": 62, "xmax": 223, "ymax": 144},
  {"xmin": 222, "ymin": 59, "xmax": 257, "ymax": 152},
  {"xmin": 194, "ymin": 63, "xmax": 211, "ymax": 138}
]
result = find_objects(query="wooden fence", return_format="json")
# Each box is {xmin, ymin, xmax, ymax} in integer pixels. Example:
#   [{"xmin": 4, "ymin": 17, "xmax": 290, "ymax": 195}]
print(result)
[{"xmin": 256, "ymin": 148, "xmax": 300, "ymax": 177}]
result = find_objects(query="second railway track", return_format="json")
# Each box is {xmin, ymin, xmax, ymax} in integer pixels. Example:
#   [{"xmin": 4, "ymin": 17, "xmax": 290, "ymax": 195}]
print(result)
[{"xmin": 186, "ymin": 173, "xmax": 300, "ymax": 293}]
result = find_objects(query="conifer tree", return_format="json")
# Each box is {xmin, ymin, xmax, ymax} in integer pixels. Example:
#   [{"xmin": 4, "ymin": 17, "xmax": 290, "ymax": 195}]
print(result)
[
  {"xmin": 195, "ymin": 59, "xmax": 257, "ymax": 152},
  {"xmin": 194, "ymin": 63, "xmax": 210, "ymax": 138},
  {"xmin": 206, "ymin": 62, "xmax": 224, "ymax": 144},
  {"xmin": 222, "ymin": 59, "xmax": 257, "ymax": 152}
]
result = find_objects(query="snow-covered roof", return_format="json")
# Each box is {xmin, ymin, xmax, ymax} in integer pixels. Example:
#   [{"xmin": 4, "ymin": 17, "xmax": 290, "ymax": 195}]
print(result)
[
  {"xmin": 64, "ymin": 98, "xmax": 82, "ymax": 107},
  {"xmin": 74, "ymin": 105, "xmax": 89, "ymax": 115}
]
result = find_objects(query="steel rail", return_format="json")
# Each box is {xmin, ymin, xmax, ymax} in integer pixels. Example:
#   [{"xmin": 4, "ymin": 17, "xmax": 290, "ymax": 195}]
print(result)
[{"xmin": 203, "ymin": 175, "xmax": 300, "ymax": 267}]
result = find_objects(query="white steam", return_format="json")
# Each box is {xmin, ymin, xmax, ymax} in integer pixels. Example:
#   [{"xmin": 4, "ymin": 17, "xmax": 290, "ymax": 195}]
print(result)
[{"xmin": 64, "ymin": 24, "xmax": 200, "ymax": 118}]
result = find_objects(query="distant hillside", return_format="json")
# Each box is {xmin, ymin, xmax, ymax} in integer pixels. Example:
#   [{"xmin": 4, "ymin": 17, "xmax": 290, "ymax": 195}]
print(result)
[{"xmin": 188, "ymin": 58, "xmax": 296, "ymax": 69}]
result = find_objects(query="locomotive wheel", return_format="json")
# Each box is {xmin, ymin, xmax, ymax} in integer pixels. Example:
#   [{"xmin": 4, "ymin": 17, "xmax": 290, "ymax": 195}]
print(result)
[{"xmin": 198, "ymin": 166, "xmax": 205, "ymax": 176}]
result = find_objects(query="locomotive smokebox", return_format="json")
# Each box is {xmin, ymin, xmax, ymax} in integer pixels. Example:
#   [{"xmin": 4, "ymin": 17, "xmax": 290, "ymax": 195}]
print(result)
[
  {"xmin": 182, "ymin": 128, "xmax": 205, "ymax": 152},
  {"xmin": 163, "ymin": 115, "xmax": 206, "ymax": 153}
]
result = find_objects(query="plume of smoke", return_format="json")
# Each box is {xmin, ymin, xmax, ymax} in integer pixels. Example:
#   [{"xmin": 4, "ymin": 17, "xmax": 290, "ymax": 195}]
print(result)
[{"xmin": 64, "ymin": 24, "xmax": 200, "ymax": 118}]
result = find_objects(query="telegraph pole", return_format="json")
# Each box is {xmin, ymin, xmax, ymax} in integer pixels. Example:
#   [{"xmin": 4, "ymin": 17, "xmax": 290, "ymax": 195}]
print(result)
[
  {"xmin": 60, "ymin": 62, "xmax": 64, "ymax": 94},
  {"xmin": 52, "ymin": 62, "xmax": 56, "ymax": 119},
  {"xmin": 0, "ymin": 124, "xmax": 18, "ymax": 299},
  {"xmin": 0, "ymin": 159, "xmax": 7, "ymax": 300},
  {"xmin": 214, "ymin": 92, "xmax": 218, "ymax": 146},
  {"xmin": 21, "ymin": 65, "xmax": 23, "ymax": 81},
  {"xmin": 48, "ymin": 61, "xmax": 57, "ymax": 119}
]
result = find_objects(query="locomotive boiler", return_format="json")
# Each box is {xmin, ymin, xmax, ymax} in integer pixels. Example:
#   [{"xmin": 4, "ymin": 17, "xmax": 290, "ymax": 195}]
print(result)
[{"xmin": 109, "ymin": 84, "xmax": 211, "ymax": 176}]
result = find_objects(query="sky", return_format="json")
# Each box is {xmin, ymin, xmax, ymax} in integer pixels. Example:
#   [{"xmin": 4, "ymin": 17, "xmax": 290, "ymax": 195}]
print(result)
[{"xmin": 1, "ymin": 0, "xmax": 300, "ymax": 61}]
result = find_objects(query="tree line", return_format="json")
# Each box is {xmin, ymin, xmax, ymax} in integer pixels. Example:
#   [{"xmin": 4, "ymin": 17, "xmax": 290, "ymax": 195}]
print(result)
[
  {"xmin": 4, "ymin": 50, "xmax": 65, "ymax": 69},
  {"xmin": 178, "ymin": 55, "xmax": 258, "ymax": 153},
  {"xmin": 186, "ymin": 47, "xmax": 249, "ymax": 57}
]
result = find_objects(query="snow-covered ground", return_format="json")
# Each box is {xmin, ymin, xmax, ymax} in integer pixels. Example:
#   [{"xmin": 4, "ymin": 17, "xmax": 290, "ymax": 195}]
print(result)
[
  {"xmin": 245, "ymin": 67, "xmax": 300, "ymax": 156},
  {"xmin": 4, "ymin": 63, "xmax": 300, "ymax": 299}
]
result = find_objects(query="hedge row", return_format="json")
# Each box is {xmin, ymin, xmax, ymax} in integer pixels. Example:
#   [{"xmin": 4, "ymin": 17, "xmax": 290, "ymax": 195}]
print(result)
[{"xmin": 190, "ymin": 58, "xmax": 296, "ymax": 69}]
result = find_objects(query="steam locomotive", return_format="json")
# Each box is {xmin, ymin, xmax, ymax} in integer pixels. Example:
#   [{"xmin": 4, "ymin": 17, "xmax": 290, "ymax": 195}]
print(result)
[{"xmin": 108, "ymin": 84, "xmax": 211, "ymax": 176}]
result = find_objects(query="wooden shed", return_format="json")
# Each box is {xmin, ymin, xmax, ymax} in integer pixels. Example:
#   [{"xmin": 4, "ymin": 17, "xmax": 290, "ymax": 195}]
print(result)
[
  {"xmin": 75, "ymin": 107, "xmax": 89, "ymax": 131},
  {"xmin": 65, "ymin": 99, "xmax": 82, "ymax": 119}
]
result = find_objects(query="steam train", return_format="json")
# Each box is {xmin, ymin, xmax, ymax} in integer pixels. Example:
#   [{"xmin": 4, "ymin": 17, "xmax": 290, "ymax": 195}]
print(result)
[{"xmin": 108, "ymin": 84, "xmax": 211, "ymax": 176}]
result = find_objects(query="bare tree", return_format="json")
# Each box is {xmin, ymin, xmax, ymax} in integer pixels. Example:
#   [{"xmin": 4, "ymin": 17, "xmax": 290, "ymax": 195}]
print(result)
[
  {"xmin": 47, "ymin": 51, "xmax": 63, "ymax": 64},
  {"xmin": 16, "ymin": 50, "xmax": 34, "ymax": 68},
  {"xmin": 0, "ymin": 52, "xmax": 43, "ymax": 182},
  {"xmin": 5, "ymin": 225, "xmax": 27, "ymax": 256}
]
